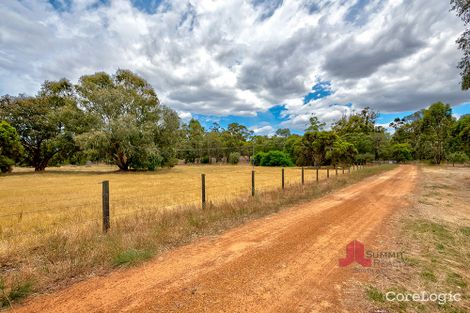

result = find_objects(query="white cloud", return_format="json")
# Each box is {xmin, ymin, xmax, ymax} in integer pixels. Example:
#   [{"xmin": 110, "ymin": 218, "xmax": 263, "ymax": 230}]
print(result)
[
  {"xmin": 177, "ymin": 110, "xmax": 192, "ymax": 122},
  {"xmin": 250, "ymin": 124, "xmax": 275, "ymax": 136},
  {"xmin": 0, "ymin": 0, "xmax": 469, "ymax": 131}
]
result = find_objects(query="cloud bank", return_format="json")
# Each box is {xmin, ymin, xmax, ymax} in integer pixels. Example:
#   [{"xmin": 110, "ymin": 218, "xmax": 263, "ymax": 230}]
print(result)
[{"xmin": 0, "ymin": 0, "xmax": 468, "ymax": 130}]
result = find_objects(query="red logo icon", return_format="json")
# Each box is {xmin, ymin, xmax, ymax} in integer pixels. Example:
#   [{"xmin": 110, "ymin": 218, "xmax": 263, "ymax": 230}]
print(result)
[{"xmin": 339, "ymin": 240, "xmax": 372, "ymax": 267}]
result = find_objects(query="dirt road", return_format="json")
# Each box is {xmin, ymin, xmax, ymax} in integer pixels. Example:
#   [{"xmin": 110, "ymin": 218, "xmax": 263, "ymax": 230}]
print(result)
[{"xmin": 13, "ymin": 165, "xmax": 418, "ymax": 313}]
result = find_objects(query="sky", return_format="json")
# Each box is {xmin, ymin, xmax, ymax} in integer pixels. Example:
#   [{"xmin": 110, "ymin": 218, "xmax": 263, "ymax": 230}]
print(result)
[{"xmin": 1, "ymin": 0, "xmax": 470, "ymax": 135}]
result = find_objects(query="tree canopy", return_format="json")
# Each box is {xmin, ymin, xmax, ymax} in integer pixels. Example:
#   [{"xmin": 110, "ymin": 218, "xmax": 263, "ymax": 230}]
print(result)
[
  {"xmin": 451, "ymin": 0, "xmax": 470, "ymax": 89},
  {"xmin": 0, "ymin": 121, "xmax": 23, "ymax": 172},
  {"xmin": 1, "ymin": 69, "xmax": 468, "ymax": 171},
  {"xmin": 0, "ymin": 80, "xmax": 84, "ymax": 171}
]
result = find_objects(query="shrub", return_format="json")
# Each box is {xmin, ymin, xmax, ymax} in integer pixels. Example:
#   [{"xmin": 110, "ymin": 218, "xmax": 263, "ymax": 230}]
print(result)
[
  {"xmin": 447, "ymin": 151, "xmax": 469, "ymax": 165},
  {"xmin": 201, "ymin": 156, "xmax": 210, "ymax": 164},
  {"xmin": 390, "ymin": 143, "xmax": 413, "ymax": 163},
  {"xmin": 257, "ymin": 150, "xmax": 294, "ymax": 167},
  {"xmin": 162, "ymin": 157, "xmax": 178, "ymax": 168},
  {"xmin": 147, "ymin": 154, "xmax": 163, "ymax": 171},
  {"xmin": 355, "ymin": 153, "xmax": 375, "ymax": 165},
  {"xmin": 228, "ymin": 152, "xmax": 240, "ymax": 164},
  {"xmin": 0, "ymin": 121, "xmax": 23, "ymax": 173},
  {"xmin": 253, "ymin": 152, "xmax": 267, "ymax": 166}
]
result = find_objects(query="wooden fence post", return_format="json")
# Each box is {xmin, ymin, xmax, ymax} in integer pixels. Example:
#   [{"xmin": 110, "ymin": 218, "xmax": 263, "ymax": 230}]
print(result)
[
  {"xmin": 282, "ymin": 168, "xmax": 285, "ymax": 190},
  {"xmin": 316, "ymin": 168, "xmax": 319, "ymax": 182},
  {"xmin": 342, "ymin": 166, "xmax": 345, "ymax": 174},
  {"xmin": 327, "ymin": 168, "xmax": 329, "ymax": 179},
  {"xmin": 102, "ymin": 180, "xmax": 110, "ymax": 233},
  {"xmin": 301, "ymin": 167, "xmax": 305, "ymax": 185},
  {"xmin": 335, "ymin": 166, "xmax": 338, "ymax": 176},
  {"xmin": 201, "ymin": 174, "xmax": 206, "ymax": 209},
  {"xmin": 252, "ymin": 170, "xmax": 255, "ymax": 197}
]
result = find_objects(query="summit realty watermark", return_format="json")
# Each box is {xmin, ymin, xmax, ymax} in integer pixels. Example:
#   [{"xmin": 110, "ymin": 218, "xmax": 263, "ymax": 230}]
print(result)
[{"xmin": 339, "ymin": 240, "xmax": 407, "ymax": 273}]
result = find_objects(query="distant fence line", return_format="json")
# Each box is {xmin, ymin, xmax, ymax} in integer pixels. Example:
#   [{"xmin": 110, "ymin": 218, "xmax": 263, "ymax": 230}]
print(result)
[{"xmin": 99, "ymin": 164, "xmax": 370, "ymax": 232}]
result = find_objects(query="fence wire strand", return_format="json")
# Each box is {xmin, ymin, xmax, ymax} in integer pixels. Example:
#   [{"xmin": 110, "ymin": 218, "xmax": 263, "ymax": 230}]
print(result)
[{"xmin": 1, "ymin": 164, "xmax": 375, "ymax": 238}]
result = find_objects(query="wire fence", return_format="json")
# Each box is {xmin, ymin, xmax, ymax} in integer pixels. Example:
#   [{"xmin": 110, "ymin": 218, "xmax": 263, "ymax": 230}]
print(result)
[{"xmin": 0, "ymin": 163, "xmax": 375, "ymax": 239}]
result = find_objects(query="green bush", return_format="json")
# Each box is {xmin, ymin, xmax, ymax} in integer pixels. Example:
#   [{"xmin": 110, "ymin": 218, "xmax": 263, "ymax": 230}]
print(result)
[
  {"xmin": 0, "ymin": 121, "xmax": 23, "ymax": 173},
  {"xmin": 0, "ymin": 155, "xmax": 15, "ymax": 173},
  {"xmin": 256, "ymin": 150, "xmax": 294, "ymax": 167},
  {"xmin": 162, "ymin": 157, "xmax": 178, "ymax": 168},
  {"xmin": 447, "ymin": 151, "xmax": 469, "ymax": 165},
  {"xmin": 355, "ymin": 152, "xmax": 375, "ymax": 164},
  {"xmin": 201, "ymin": 156, "xmax": 210, "ymax": 164},
  {"xmin": 146, "ymin": 154, "xmax": 163, "ymax": 171},
  {"xmin": 390, "ymin": 143, "xmax": 413, "ymax": 163},
  {"xmin": 228, "ymin": 152, "xmax": 240, "ymax": 164},
  {"xmin": 253, "ymin": 152, "xmax": 267, "ymax": 166}
]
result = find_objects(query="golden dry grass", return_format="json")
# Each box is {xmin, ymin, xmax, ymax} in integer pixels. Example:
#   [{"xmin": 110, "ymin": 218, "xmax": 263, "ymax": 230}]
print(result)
[
  {"xmin": 0, "ymin": 163, "xmax": 387, "ymax": 308},
  {"xmin": 0, "ymin": 164, "xmax": 333, "ymax": 238}
]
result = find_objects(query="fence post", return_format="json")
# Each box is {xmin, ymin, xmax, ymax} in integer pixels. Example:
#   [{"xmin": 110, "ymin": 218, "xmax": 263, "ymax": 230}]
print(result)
[
  {"xmin": 251, "ymin": 170, "xmax": 255, "ymax": 197},
  {"xmin": 327, "ymin": 168, "xmax": 329, "ymax": 179},
  {"xmin": 102, "ymin": 180, "xmax": 110, "ymax": 233},
  {"xmin": 301, "ymin": 167, "xmax": 305, "ymax": 185},
  {"xmin": 282, "ymin": 168, "xmax": 285, "ymax": 190},
  {"xmin": 335, "ymin": 166, "xmax": 338, "ymax": 176},
  {"xmin": 342, "ymin": 166, "xmax": 345, "ymax": 174},
  {"xmin": 201, "ymin": 174, "xmax": 206, "ymax": 209},
  {"xmin": 316, "ymin": 167, "xmax": 319, "ymax": 182}
]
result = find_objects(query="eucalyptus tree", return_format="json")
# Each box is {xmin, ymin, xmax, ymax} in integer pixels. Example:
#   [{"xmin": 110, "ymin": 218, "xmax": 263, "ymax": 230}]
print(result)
[
  {"xmin": 0, "ymin": 79, "xmax": 85, "ymax": 171},
  {"xmin": 420, "ymin": 102, "xmax": 454, "ymax": 164},
  {"xmin": 76, "ymin": 70, "xmax": 179, "ymax": 170}
]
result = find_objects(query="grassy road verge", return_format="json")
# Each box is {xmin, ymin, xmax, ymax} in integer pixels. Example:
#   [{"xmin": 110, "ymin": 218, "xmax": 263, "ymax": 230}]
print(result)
[{"xmin": 360, "ymin": 166, "xmax": 470, "ymax": 313}]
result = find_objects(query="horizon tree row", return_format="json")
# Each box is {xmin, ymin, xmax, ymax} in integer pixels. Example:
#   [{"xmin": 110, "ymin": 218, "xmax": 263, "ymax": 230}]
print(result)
[{"xmin": 1, "ymin": 70, "xmax": 469, "ymax": 172}]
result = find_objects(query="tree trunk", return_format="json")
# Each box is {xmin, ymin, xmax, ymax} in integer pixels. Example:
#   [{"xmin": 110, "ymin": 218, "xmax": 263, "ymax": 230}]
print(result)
[
  {"xmin": 115, "ymin": 152, "xmax": 129, "ymax": 171},
  {"xmin": 33, "ymin": 157, "xmax": 50, "ymax": 171}
]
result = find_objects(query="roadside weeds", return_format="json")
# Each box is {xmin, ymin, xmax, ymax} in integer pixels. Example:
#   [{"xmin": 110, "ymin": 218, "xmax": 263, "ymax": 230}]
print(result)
[{"xmin": 357, "ymin": 166, "xmax": 470, "ymax": 313}]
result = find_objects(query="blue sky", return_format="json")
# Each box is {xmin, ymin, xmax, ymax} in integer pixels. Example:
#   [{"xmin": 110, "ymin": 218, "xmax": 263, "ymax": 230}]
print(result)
[
  {"xmin": 192, "ymin": 83, "xmax": 470, "ymax": 134},
  {"xmin": 1, "ymin": 0, "xmax": 469, "ymax": 135}
]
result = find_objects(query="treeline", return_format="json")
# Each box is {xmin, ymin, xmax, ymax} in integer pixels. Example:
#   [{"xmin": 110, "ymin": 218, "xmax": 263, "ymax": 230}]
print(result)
[
  {"xmin": 0, "ymin": 70, "xmax": 469, "ymax": 172},
  {"xmin": 0, "ymin": 70, "xmax": 180, "ymax": 172},
  {"xmin": 178, "ymin": 104, "xmax": 469, "ymax": 168}
]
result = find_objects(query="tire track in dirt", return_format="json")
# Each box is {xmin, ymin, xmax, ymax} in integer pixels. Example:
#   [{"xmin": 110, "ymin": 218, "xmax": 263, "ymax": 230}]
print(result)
[{"xmin": 12, "ymin": 165, "xmax": 418, "ymax": 313}]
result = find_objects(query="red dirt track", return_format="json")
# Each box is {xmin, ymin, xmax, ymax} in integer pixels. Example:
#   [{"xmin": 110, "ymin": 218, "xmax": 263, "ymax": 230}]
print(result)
[{"xmin": 13, "ymin": 165, "xmax": 417, "ymax": 313}]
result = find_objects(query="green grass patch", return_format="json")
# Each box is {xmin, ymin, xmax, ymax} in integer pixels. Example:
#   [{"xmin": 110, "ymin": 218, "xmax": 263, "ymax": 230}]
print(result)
[
  {"xmin": 460, "ymin": 226, "xmax": 470, "ymax": 237},
  {"xmin": 436, "ymin": 243, "xmax": 445, "ymax": 252},
  {"xmin": 0, "ymin": 278, "xmax": 34, "ymax": 308},
  {"xmin": 402, "ymin": 256, "xmax": 420, "ymax": 267},
  {"xmin": 113, "ymin": 249, "xmax": 153, "ymax": 266},
  {"xmin": 446, "ymin": 272, "xmax": 467, "ymax": 289},
  {"xmin": 406, "ymin": 220, "xmax": 454, "ymax": 241},
  {"xmin": 366, "ymin": 286, "xmax": 385, "ymax": 303},
  {"xmin": 421, "ymin": 270, "xmax": 437, "ymax": 282}
]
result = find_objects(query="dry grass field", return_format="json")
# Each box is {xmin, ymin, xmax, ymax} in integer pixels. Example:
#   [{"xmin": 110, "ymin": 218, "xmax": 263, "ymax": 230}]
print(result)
[
  {"xmin": 0, "ymin": 163, "xmax": 386, "ymax": 308},
  {"xmin": 0, "ymin": 164, "xmax": 332, "ymax": 238}
]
